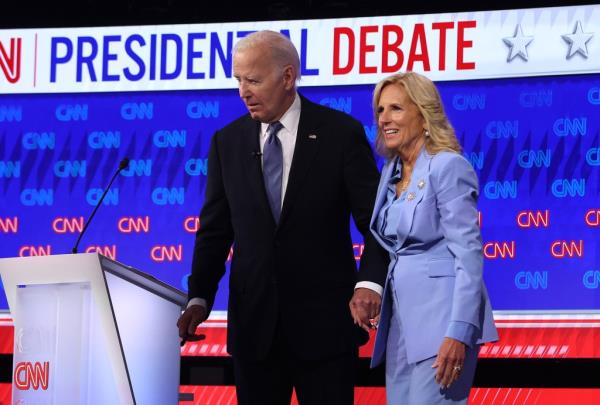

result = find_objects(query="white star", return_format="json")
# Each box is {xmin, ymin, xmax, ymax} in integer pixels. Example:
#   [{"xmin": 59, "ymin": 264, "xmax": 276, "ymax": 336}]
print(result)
[
  {"xmin": 503, "ymin": 24, "xmax": 534, "ymax": 62},
  {"xmin": 562, "ymin": 21, "xmax": 593, "ymax": 59}
]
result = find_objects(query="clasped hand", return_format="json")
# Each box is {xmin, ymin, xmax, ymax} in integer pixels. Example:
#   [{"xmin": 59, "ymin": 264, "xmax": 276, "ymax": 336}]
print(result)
[{"xmin": 349, "ymin": 288, "xmax": 381, "ymax": 332}]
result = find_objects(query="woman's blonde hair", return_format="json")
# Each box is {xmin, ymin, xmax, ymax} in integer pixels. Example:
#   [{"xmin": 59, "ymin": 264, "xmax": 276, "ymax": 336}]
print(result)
[{"xmin": 372, "ymin": 72, "xmax": 461, "ymax": 159}]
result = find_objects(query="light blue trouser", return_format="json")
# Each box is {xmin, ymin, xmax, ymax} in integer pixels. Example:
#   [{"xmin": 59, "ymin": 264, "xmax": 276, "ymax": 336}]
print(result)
[{"xmin": 385, "ymin": 278, "xmax": 479, "ymax": 405}]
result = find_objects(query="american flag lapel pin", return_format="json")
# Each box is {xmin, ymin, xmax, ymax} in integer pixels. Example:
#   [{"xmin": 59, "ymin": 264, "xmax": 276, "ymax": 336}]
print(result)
[{"xmin": 308, "ymin": 134, "xmax": 317, "ymax": 140}]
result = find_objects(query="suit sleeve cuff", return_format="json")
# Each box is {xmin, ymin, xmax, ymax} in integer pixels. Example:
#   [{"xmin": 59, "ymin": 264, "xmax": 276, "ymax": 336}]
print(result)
[
  {"xmin": 355, "ymin": 281, "xmax": 383, "ymax": 296},
  {"xmin": 445, "ymin": 321, "xmax": 477, "ymax": 347},
  {"xmin": 187, "ymin": 297, "xmax": 207, "ymax": 309}
]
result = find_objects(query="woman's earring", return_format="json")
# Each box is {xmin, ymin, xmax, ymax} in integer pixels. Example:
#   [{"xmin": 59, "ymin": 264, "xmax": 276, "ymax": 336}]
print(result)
[{"xmin": 424, "ymin": 129, "xmax": 430, "ymax": 137}]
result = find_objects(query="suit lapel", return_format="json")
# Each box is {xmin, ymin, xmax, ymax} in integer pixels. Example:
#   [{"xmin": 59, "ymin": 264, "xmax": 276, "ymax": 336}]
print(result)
[
  {"xmin": 241, "ymin": 118, "xmax": 276, "ymax": 223},
  {"xmin": 279, "ymin": 97, "xmax": 320, "ymax": 226}
]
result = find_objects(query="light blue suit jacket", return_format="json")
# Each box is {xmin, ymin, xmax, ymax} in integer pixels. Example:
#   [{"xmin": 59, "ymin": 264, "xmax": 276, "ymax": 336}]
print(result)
[{"xmin": 370, "ymin": 147, "xmax": 498, "ymax": 367}]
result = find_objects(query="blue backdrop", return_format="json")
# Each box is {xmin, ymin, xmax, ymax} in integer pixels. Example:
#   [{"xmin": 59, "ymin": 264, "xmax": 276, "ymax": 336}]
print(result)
[{"xmin": 1, "ymin": 73, "xmax": 599, "ymax": 311}]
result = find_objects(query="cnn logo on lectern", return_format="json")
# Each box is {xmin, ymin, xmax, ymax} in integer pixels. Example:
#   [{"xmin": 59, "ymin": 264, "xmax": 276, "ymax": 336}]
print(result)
[{"xmin": 13, "ymin": 361, "xmax": 50, "ymax": 391}]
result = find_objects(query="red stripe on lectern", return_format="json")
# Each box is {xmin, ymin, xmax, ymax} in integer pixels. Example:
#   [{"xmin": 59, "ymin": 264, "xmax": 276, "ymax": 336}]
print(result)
[
  {"xmin": 0, "ymin": 325, "xmax": 13, "ymax": 354},
  {"xmin": 0, "ymin": 383, "xmax": 11, "ymax": 404}
]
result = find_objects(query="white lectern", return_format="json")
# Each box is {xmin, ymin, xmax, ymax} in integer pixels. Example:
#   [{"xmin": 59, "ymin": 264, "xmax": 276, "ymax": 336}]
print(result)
[{"xmin": 0, "ymin": 253, "xmax": 187, "ymax": 405}]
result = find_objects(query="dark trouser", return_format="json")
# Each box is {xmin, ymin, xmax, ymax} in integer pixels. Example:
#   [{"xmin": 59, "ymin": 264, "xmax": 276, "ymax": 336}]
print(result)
[{"xmin": 232, "ymin": 331, "xmax": 357, "ymax": 405}]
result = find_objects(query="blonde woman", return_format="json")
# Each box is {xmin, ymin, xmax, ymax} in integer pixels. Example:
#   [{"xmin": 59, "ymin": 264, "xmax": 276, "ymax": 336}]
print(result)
[{"xmin": 354, "ymin": 72, "xmax": 498, "ymax": 404}]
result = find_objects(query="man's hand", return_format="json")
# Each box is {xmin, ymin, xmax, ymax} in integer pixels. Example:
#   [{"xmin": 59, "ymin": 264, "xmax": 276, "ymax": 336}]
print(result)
[
  {"xmin": 177, "ymin": 305, "xmax": 208, "ymax": 344},
  {"xmin": 432, "ymin": 337, "xmax": 466, "ymax": 389},
  {"xmin": 349, "ymin": 288, "xmax": 381, "ymax": 332}
]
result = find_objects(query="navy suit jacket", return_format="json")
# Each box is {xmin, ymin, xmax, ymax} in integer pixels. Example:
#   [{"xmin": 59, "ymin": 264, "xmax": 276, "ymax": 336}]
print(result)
[{"xmin": 188, "ymin": 95, "xmax": 388, "ymax": 361}]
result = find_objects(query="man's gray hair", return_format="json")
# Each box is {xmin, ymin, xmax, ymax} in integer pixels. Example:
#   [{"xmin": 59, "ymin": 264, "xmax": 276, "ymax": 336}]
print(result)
[{"xmin": 233, "ymin": 30, "xmax": 301, "ymax": 80}]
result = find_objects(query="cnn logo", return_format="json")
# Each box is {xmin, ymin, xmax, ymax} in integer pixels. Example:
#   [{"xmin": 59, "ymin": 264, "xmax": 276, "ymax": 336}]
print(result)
[{"xmin": 13, "ymin": 361, "xmax": 50, "ymax": 390}]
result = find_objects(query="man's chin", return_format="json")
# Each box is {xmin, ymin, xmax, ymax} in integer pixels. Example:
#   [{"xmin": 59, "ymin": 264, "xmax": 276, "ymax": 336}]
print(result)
[{"xmin": 248, "ymin": 111, "xmax": 267, "ymax": 122}]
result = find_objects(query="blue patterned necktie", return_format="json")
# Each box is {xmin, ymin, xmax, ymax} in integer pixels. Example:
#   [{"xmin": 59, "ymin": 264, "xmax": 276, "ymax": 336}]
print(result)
[{"xmin": 263, "ymin": 121, "xmax": 284, "ymax": 223}]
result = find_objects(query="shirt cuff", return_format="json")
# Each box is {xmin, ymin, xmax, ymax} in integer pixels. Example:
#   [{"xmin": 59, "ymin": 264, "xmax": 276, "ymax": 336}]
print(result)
[
  {"xmin": 445, "ymin": 321, "xmax": 477, "ymax": 347},
  {"xmin": 187, "ymin": 297, "xmax": 207, "ymax": 309},
  {"xmin": 355, "ymin": 281, "xmax": 383, "ymax": 296}
]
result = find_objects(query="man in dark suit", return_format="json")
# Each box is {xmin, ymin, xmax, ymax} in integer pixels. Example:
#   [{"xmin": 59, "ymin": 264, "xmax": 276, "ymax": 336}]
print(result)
[{"xmin": 177, "ymin": 30, "xmax": 387, "ymax": 404}]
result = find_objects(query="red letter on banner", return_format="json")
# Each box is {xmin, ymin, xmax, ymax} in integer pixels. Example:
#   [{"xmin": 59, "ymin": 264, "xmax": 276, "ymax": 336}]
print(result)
[
  {"xmin": 407, "ymin": 24, "xmax": 430, "ymax": 71},
  {"xmin": 359, "ymin": 25, "xmax": 378, "ymax": 73},
  {"xmin": 432, "ymin": 22, "xmax": 454, "ymax": 71},
  {"xmin": 457, "ymin": 20, "xmax": 476, "ymax": 70},
  {"xmin": 382, "ymin": 25, "xmax": 404, "ymax": 73},
  {"xmin": 333, "ymin": 27, "xmax": 355, "ymax": 75}
]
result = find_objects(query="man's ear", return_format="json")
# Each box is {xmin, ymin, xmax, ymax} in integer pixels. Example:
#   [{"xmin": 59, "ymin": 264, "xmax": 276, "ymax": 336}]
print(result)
[{"xmin": 282, "ymin": 65, "xmax": 296, "ymax": 90}]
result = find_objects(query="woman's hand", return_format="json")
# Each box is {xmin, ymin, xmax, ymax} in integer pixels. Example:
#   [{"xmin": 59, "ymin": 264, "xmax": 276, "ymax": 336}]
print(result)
[{"xmin": 431, "ymin": 337, "xmax": 466, "ymax": 388}]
